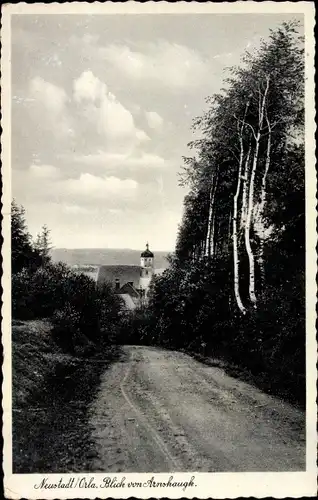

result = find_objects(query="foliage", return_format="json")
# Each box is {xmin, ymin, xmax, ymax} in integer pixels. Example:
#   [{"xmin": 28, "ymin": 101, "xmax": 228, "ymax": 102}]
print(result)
[
  {"xmin": 117, "ymin": 304, "xmax": 156, "ymax": 346},
  {"xmin": 11, "ymin": 200, "xmax": 42, "ymax": 273},
  {"xmin": 147, "ymin": 22, "xmax": 305, "ymax": 405},
  {"xmin": 11, "ymin": 205, "xmax": 122, "ymax": 355},
  {"xmin": 34, "ymin": 225, "xmax": 53, "ymax": 267},
  {"xmin": 52, "ymin": 304, "xmax": 97, "ymax": 355}
]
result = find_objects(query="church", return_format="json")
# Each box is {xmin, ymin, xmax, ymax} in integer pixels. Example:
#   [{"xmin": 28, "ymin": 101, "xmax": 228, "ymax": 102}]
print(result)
[{"xmin": 97, "ymin": 243, "xmax": 159, "ymax": 310}]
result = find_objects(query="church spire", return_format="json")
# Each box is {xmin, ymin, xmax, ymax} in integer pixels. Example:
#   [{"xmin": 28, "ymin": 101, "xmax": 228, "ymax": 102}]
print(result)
[{"xmin": 141, "ymin": 242, "xmax": 154, "ymax": 258}]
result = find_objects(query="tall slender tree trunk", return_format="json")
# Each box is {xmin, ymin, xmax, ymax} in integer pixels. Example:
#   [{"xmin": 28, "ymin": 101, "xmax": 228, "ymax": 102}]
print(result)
[
  {"xmin": 257, "ymin": 119, "xmax": 272, "ymax": 290},
  {"xmin": 232, "ymin": 101, "xmax": 251, "ymax": 315},
  {"xmin": 209, "ymin": 172, "xmax": 218, "ymax": 257},
  {"xmin": 244, "ymin": 77, "xmax": 270, "ymax": 307},
  {"xmin": 203, "ymin": 218, "xmax": 208, "ymax": 256},
  {"xmin": 201, "ymin": 239, "xmax": 205, "ymax": 258},
  {"xmin": 205, "ymin": 170, "xmax": 218, "ymax": 257},
  {"xmin": 210, "ymin": 209, "xmax": 216, "ymax": 258},
  {"xmin": 245, "ymin": 139, "xmax": 259, "ymax": 306},
  {"xmin": 233, "ymin": 129, "xmax": 247, "ymax": 315},
  {"xmin": 240, "ymin": 144, "xmax": 252, "ymax": 231},
  {"xmin": 205, "ymin": 179, "xmax": 214, "ymax": 256},
  {"xmin": 228, "ymin": 209, "xmax": 232, "ymax": 251}
]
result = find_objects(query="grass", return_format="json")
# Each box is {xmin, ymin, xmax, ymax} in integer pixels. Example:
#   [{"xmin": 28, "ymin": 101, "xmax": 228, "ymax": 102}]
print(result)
[
  {"xmin": 12, "ymin": 319, "xmax": 79, "ymax": 408},
  {"xmin": 12, "ymin": 319, "xmax": 121, "ymax": 472}
]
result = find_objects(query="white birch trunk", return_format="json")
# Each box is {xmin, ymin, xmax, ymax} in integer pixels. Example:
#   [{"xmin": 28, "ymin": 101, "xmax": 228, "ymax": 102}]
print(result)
[
  {"xmin": 210, "ymin": 208, "xmax": 216, "ymax": 258},
  {"xmin": 245, "ymin": 77, "xmax": 270, "ymax": 307},
  {"xmin": 209, "ymin": 174, "xmax": 218, "ymax": 257},
  {"xmin": 240, "ymin": 144, "xmax": 252, "ymax": 231},
  {"xmin": 205, "ymin": 179, "xmax": 214, "ymax": 257},
  {"xmin": 203, "ymin": 221, "xmax": 208, "ymax": 256},
  {"xmin": 228, "ymin": 209, "xmax": 232, "ymax": 251},
  {"xmin": 245, "ymin": 139, "xmax": 260, "ymax": 306},
  {"xmin": 205, "ymin": 172, "xmax": 218, "ymax": 257},
  {"xmin": 233, "ymin": 129, "xmax": 247, "ymax": 315},
  {"xmin": 257, "ymin": 118, "xmax": 272, "ymax": 289}
]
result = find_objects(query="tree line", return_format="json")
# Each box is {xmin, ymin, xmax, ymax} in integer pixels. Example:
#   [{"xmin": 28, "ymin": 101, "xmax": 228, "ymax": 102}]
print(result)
[
  {"xmin": 146, "ymin": 22, "xmax": 305, "ymax": 405},
  {"xmin": 12, "ymin": 200, "xmax": 122, "ymax": 356}
]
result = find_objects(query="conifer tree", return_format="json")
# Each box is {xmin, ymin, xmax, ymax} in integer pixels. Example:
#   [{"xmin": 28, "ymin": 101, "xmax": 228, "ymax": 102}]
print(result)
[
  {"xmin": 11, "ymin": 200, "xmax": 40, "ymax": 273},
  {"xmin": 35, "ymin": 224, "xmax": 52, "ymax": 266}
]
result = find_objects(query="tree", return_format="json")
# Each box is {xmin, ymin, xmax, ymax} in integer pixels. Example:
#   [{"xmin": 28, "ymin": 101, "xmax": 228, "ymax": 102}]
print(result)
[
  {"xmin": 35, "ymin": 224, "xmax": 53, "ymax": 266},
  {"xmin": 11, "ymin": 200, "xmax": 41, "ymax": 273},
  {"xmin": 148, "ymin": 21, "xmax": 305, "ymax": 405}
]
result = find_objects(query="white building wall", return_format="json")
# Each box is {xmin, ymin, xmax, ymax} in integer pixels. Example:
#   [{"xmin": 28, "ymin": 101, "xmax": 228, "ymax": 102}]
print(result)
[
  {"xmin": 139, "ymin": 255, "xmax": 154, "ymax": 292},
  {"xmin": 139, "ymin": 276, "xmax": 152, "ymax": 290},
  {"xmin": 140, "ymin": 257, "xmax": 154, "ymax": 267}
]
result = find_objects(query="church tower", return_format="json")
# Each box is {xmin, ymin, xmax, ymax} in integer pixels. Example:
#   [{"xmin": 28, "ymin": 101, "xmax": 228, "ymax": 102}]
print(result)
[{"xmin": 139, "ymin": 242, "xmax": 154, "ymax": 292}]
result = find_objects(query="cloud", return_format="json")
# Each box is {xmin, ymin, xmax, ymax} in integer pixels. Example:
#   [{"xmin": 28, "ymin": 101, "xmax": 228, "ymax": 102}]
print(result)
[
  {"xmin": 44, "ymin": 53, "xmax": 62, "ymax": 67},
  {"xmin": 28, "ymin": 77, "xmax": 73, "ymax": 138},
  {"xmin": 29, "ymin": 77, "xmax": 67, "ymax": 115},
  {"xmin": 145, "ymin": 111, "xmax": 164, "ymax": 131},
  {"xmin": 64, "ymin": 173, "xmax": 138, "ymax": 201},
  {"xmin": 73, "ymin": 71, "xmax": 149, "ymax": 150},
  {"xmin": 74, "ymin": 150, "xmax": 166, "ymax": 171},
  {"xmin": 73, "ymin": 70, "xmax": 105, "ymax": 102},
  {"xmin": 62, "ymin": 204, "xmax": 96, "ymax": 215},
  {"xmin": 108, "ymin": 208, "xmax": 123, "ymax": 215},
  {"xmin": 99, "ymin": 41, "xmax": 209, "ymax": 88},
  {"xmin": 212, "ymin": 52, "xmax": 233, "ymax": 60},
  {"xmin": 29, "ymin": 163, "xmax": 61, "ymax": 179},
  {"xmin": 23, "ymin": 165, "xmax": 139, "ymax": 209}
]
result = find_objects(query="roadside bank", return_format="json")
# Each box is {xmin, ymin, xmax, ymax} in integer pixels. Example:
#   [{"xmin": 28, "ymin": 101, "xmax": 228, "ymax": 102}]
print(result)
[{"xmin": 12, "ymin": 319, "xmax": 121, "ymax": 472}]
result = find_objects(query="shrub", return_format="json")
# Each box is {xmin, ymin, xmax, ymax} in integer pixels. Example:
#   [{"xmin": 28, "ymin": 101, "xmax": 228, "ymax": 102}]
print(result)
[
  {"xmin": 11, "ymin": 202, "xmax": 122, "ymax": 355},
  {"xmin": 51, "ymin": 305, "xmax": 82, "ymax": 353},
  {"xmin": 12, "ymin": 269, "xmax": 34, "ymax": 320},
  {"xmin": 51, "ymin": 304, "xmax": 97, "ymax": 356},
  {"xmin": 12, "ymin": 261, "xmax": 122, "ymax": 354}
]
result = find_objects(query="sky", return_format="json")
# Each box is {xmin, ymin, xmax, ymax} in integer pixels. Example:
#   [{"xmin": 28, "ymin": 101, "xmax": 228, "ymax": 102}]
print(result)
[{"xmin": 11, "ymin": 13, "xmax": 302, "ymax": 251}]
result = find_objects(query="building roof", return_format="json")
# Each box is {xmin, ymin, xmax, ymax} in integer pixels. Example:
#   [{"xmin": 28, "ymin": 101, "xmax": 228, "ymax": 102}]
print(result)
[
  {"xmin": 119, "ymin": 294, "xmax": 137, "ymax": 311},
  {"xmin": 97, "ymin": 265, "xmax": 141, "ymax": 288},
  {"xmin": 119, "ymin": 282, "xmax": 140, "ymax": 298},
  {"xmin": 141, "ymin": 243, "xmax": 154, "ymax": 258}
]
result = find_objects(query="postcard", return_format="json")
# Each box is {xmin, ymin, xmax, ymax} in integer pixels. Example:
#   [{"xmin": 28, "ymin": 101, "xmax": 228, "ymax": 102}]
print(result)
[{"xmin": 1, "ymin": 2, "xmax": 316, "ymax": 498}]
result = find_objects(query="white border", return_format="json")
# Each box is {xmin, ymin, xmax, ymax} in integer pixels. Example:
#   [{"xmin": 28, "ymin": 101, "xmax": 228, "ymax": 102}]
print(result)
[{"xmin": 1, "ymin": 2, "xmax": 317, "ymax": 498}]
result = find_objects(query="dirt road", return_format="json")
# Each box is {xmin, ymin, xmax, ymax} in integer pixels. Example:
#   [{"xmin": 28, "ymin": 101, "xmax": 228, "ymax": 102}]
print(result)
[{"xmin": 88, "ymin": 346, "xmax": 305, "ymax": 472}]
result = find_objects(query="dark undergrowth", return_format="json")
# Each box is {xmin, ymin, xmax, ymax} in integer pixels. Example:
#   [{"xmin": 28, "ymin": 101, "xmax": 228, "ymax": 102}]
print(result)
[
  {"xmin": 118, "ymin": 307, "xmax": 305, "ymax": 410},
  {"xmin": 184, "ymin": 349, "xmax": 305, "ymax": 410},
  {"xmin": 12, "ymin": 319, "xmax": 122, "ymax": 473}
]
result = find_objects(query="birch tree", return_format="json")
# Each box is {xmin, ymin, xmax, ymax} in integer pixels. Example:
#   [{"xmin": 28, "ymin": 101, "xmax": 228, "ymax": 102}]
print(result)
[{"xmin": 232, "ymin": 103, "xmax": 250, "ymax": 314}]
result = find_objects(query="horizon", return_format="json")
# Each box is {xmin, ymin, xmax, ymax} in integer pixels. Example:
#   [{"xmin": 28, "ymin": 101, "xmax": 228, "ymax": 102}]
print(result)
[
  {"xmin": 52, "ymin": 247, "xmax": 172, "ymax": 252},
  {"xmin": 51, "ymin": 246, "xmax": 171, "ymax": 268},
  {"xmin": 51, "ymin": 246, "xmax": 173, "ymax": 254}
]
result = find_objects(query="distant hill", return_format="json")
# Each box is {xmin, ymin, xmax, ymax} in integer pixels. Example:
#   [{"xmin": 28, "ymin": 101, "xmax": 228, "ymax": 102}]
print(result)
[{"xmin": 51, "ymin": 248, "xmax": 171, "ymax": 269}]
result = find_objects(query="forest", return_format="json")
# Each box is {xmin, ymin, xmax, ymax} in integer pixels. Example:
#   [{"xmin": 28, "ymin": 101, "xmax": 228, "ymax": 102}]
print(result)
[{"xmin": 144, "ymin": 22, "xmax": 305, "ymax": 405}]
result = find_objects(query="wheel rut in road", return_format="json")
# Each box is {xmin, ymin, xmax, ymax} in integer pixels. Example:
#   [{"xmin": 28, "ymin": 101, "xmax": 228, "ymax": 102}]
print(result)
[{"xmin": 119, "ymin": 350, "xmax": 180, "ymax": 471}]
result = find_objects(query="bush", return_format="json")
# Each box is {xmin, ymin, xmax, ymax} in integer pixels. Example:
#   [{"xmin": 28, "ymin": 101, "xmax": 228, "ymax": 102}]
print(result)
[
  {"xmin": 11, "ymin": 202, "xmax": 122, "ymax": 355},
  {"xmin": 52, "ymin": 305, "xmax": 96, "ymax": 356},
  {"xmin": 96, "ymin": 283, "xmax": 123, "ymax": 341},
  {"xmin": 117, "ymin": 305, "xmax": 155, "ymax": 346},
  {"xmin": 12, "ymin": 262, "xmax": 122, "ymax": 355},
  {"xmin": 12, "ymin": 269, "xmax": 34, "ymax": 320},
  {"xmin": 12, "ymin": 263, "xmax": 72, "ymax": 319},
  {"xmin": 51, "ymin": 305, "xmax": 81, "ymax": 353}
]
